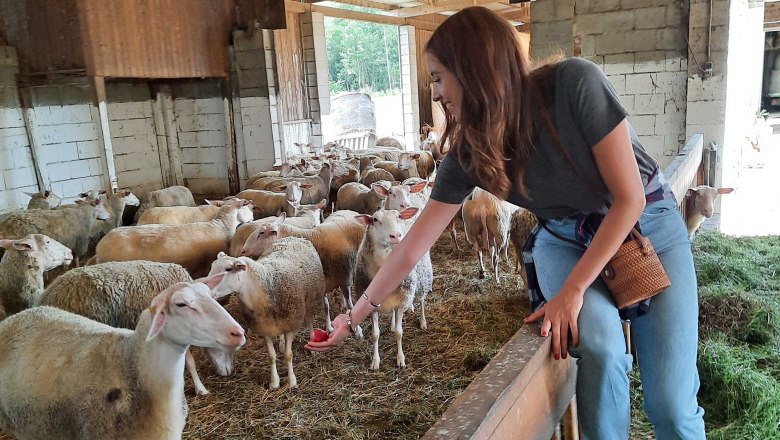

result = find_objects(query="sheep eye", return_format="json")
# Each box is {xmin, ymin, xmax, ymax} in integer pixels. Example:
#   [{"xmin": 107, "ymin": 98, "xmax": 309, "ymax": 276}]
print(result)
[{"xmin": 175, "ymin": 302, "xmax": 188, "ymax": 308}]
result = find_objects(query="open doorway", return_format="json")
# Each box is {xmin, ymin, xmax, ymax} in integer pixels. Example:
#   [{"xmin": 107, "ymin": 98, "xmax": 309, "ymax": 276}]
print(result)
[{"xmin": 320, "ymin": 15, "xmax": 403, "ymax": 147}]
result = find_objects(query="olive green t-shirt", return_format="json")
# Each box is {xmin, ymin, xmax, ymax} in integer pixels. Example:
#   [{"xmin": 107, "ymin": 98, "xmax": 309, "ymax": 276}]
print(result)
[{"xmin": 429, "ymin": 57, "xmax": 660, "ymax": 220}]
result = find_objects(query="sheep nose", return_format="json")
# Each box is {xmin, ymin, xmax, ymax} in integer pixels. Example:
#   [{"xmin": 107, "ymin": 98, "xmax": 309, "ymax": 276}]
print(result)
[
  {"xmin": 400, "ymin": 204, "xmax": 407, "ymax": 209},
  {"xmin": 229, "ymin": 327, "xmax": 246, "ymax": 346}
]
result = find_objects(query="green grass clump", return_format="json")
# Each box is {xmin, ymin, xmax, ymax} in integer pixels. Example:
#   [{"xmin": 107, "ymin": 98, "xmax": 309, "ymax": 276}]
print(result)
[
  {"xmin": 693, "ymin": 232, "xmax": 780, "ymax": 292},
  {"xmin": 698, "ymin": 336, "xmax": 780, "ymax": 439}
]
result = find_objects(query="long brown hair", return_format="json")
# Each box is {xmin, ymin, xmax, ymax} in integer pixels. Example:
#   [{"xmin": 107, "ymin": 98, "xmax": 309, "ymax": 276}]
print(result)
[{"xmin": 426, "ymin": 6, "xmax": 557, "ymax": 199}]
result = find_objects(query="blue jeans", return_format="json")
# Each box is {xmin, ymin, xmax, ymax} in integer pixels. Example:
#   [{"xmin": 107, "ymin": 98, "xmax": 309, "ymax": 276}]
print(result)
[{"xmin": 532, "ymin": 198, "xmax": 706, "ymax": 440}]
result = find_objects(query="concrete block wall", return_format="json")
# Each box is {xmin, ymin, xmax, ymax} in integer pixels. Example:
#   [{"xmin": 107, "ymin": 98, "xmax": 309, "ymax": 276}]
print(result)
[
  {"xmin": 172, "ymin": 80, "xmax": 229, "ymax": 197},
  {"xmin": 532, "ymin": 0, "xmax": 689, "ymax": 168},
  {"xmin": 234, "ymin": 29, "xmax": 279, "ymax": 178},
  {"xmin": 107, "ymin": 83, "xmax": 165, "ymax": 197},
  {"xmin": 400, "ymin": 25, "xmax": 420, "ymax": 150},
  {"xmin": 0, "ymin": 46, "xmax": 38, "ymax": 212}
]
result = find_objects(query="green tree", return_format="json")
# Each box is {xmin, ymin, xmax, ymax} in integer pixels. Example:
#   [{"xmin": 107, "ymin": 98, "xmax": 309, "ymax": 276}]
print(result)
[{"xmin": 325, "ymin": 16, "xmax": 400, "ymax": 95}]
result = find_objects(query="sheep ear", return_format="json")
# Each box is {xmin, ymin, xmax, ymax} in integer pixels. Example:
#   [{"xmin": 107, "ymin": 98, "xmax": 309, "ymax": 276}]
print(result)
[
  {"xmin": 717, "ymin": 188, "xmax": 734, "ymax": 194},
  {"xmin": 411, "ymin": 154, "xmax": 420, "ymax": 160},
  {"xmin": 146, "ymin": 303, "xmax": 167, "ymax": 341},
  {"xmin": 316, "ymin": 198, "xmax": 327, "ymax": 209},
  {"xmin": 399, "ymin": 207, "xmax": 419, "ymax": 220},
  {"xmin": 686, "ymin": 188, "xmax": 698, "ymax": 197},
  {"xmin": 276, "ymin": 212, "xmax": 287, "ymax": 224},
  {"xmin": 0, "ymin": 239, "xmax": 15, "ymax": 250},
  {"xmin": 372, "ymin": 183, "xmax": 389, "ymax": 197},
  {"xmin": 23, "ymin": 191, "xmax": 37, "ymax": 197},
  {"xmin": 99, "ymin": 190, "xmax": 107, "ymax": 195},
  {"xmin": 196, "ymin": 272, "xmax": 227, "ymax": 290},
  {"xmin": 301, "ymin": 183, "xmax": 314, "ymax": 189},
  {"xmin": 354, "ymin": 214, "xmax": 373, "ymax": 225},
  {"xmin": 410, "ymin": 182, "xmax": 427, "ymax": 193},
  {"xmin": 12, "ymin": 239, "xmax": 34, "ymax": 252},
  {"xmin": 217, "ymin": 251, "xmax": 227, "ymax": 259}
]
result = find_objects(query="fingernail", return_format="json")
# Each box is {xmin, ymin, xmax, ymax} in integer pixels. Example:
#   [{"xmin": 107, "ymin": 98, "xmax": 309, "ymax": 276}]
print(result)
[{"xmin": 554, "ymin": 354, "xmax": 559, "ymax": 360}]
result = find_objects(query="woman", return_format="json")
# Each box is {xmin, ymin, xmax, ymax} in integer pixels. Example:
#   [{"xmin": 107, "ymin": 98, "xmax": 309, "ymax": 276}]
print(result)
[{"xmin": 307, "ymin": 6, "xmax": 705, "ymax": 439}]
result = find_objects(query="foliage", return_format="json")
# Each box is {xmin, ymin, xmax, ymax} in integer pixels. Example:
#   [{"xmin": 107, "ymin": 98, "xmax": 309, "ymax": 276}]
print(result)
[{"xmin": 325, "ymin": 16, "xmax": 400, "ymax": 94}]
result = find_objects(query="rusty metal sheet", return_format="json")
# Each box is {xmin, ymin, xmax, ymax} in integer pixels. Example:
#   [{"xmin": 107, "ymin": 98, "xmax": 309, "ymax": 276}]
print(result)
[{"xmin": 77, "ymin": 0, "xmax": 232, "ymax": 78}]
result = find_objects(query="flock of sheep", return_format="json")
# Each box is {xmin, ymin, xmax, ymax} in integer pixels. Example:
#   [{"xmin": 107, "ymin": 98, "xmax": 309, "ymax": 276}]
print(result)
[{"xmin": 0, "ymin": 130, "xmax": 725, "ymax": 438}]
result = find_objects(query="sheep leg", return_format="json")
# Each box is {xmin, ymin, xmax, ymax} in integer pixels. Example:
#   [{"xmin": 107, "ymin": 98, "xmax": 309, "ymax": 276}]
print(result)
[
  {"xmin": 503, "ymin": 244, "xmax": 511, "ymax": 266},
  {"xmin": 323, "ymin": 296, "xmax": 334, "ymax": 333},
  {"xmin": 395, "ymin": 307, "xmax": 406, "ymax": 368},
  {"xmin": 284, "ymin": 331, "xmax": 297, "ymax": 388},
  {"xmin": 491, "ymin": 245, "xmax": 501, "ymax": 285},
  {"xmin": 450, "ymin": 220, "xmax": 461, "ymax": 251},
  {"xmin": 477, "ymin": 248, "xmax": 486, "ymax": 279},
  {"xmin": 371, "ymin": 311, "xmax": 381, "ymax": 370},
  {"xmin": 340, "ymin": 283, "xmax": 354, "ymax": 310},
  {"xmin": 264, "ymin": 336, "xmax": 280, "ymax": 389},
  {"xmin": 419, "ymin": 296, "xmax": 427, "ymax": 331},
  {"xmin": 278, "ymin": 334, "xmax": 285, "ymax": 353},
  {"xmin": 390, "ymin": 309, "xmax": 395, "ymax": 330},
  {"xmin": 186, "ymin": 348, "xmax": 209, "ymax": 396}
]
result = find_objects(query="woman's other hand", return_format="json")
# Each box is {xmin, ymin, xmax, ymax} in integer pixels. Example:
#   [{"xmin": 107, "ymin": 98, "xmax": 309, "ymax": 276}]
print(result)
[
  {"xmin": 523, "ymin": 287, "xmax": 583, "ymax": 360},
  {"xmin": 305, "ymin": 313, "xmax": 353, "ymax": 352}
]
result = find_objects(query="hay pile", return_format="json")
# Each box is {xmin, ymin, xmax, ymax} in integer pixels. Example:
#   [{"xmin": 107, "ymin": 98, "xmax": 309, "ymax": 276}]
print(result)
[{"xmin": 181, "ymin": 227, "xmax": 528, "ymax": 439}]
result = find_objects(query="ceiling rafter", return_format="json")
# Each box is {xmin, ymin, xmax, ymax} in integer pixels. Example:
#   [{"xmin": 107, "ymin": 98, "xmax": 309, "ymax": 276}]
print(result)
[
  {"xmin": 386, "ymin": 0, "xmax": 510, "ymax": 18},
  {"xmin": 307, "ymin": 0, "xmax": 402, "ymax": 12}
]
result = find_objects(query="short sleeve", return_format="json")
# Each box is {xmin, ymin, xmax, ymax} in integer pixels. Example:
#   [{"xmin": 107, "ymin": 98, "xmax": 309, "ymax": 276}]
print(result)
[
  {"xmin": 429, "ymin": 154, "xmax": 477, "ymax": 205},
  {"xmin": 563, "ymin": 58, "xmax": 628, "ymax": 148}
]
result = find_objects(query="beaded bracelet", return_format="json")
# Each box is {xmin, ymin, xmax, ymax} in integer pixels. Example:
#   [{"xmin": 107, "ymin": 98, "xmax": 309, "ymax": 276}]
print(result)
[
  {"xmin": 362, "ymin": 292, "xmax": 381, "ymax": 308},
  {"xmin": 345, "ymin": 309, "xmax": 355, "ymax": 333}
]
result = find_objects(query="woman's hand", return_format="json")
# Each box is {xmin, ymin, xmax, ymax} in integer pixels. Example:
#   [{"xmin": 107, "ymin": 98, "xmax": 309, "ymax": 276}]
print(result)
[
  {"xmin": 305, "ymin": 313, "xmax": 352, "ymax": 352},
  {"xmin": 523, "ymin": 287, "xmax": 583, "ymax": 360}
]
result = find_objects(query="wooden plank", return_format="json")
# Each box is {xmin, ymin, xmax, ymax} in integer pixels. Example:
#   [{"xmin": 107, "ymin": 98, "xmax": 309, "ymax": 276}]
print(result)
[
  {"xmin": 310, "ymin": 0, "xmax": 402, "ymax": 11},
  {"xmin": 159, "ymin": 86, "xmax": 184, "ymax": 186},
  {"xmin": 391, "ymin": 0, "xmax": 509, "ymax": 18},
  {"xmin": 274, "ymin": 12, "xmax": 308, "ymax": 123},
  {"xmin": 18, "ymin": 87, "xmax": 48, "ymax": 191},
  {"xmin": 422, "ymin": 323, "xmax": 577, "ymax": 440},
  {"xmin": 222, "ymin": 79, "xmax": 240, "ymax": 195},
  {"xmin": 662, "ymin": 133, "xmax": 703, "ymax": 204},
  {"xmin": 92, "ymin": 76, "xmax": 118, "ymax": 191},
  {"xmin": 151, "ymin": 88, "xmax": 172, "ymax": 188},
  {"xmin": 286, "ymin": 0, "xmax": 405, "ymax": 25}
]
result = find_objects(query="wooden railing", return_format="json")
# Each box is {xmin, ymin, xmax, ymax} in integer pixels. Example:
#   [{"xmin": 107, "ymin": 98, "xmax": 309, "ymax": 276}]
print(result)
[{"xmin": 423, "ymin": 135, "xmax": 706, "ymax": 440}]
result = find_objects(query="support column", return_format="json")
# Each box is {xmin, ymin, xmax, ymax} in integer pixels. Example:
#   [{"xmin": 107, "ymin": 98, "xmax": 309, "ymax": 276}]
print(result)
[
  {"xmin": 301, "ymin": 12, "xmax": 326, "ymax": 150},
  {"xmin": 18, "ymin": 87, "xmax": 48, "ymax": 191},
  {"xmin": 93, "ymin": 76, "xmax": 118, "ymax": 191},
  {"xmin": 399, "ymin": 25, "xmax": 420, "ymax": 151}
]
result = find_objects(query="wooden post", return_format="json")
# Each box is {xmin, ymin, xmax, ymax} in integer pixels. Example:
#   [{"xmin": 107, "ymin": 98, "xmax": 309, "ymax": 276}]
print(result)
[
  {"xmin": 222, "ymin": 79, "xmax": 240, "ymax": 195},
  {"xmin": 93, "ymin": 76, "xmax": 118, "ymax": 191},
  {"xmin": 151, "ymin": 85, "xmax": 171, "ymax": 188},
  {"xmin": 18, "ymin": 87, "xmax": 48, "ymax": 191},
  {"xmin": 158, "ymin": 85, "xmax": 184, "ymax": 187},
  {"xmin": 562, "ymin": 396, "xmax": 580, "ymax": 440}
]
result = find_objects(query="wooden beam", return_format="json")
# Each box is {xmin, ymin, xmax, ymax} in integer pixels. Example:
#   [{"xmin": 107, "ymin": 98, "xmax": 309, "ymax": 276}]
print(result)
[
  {"xmin": 93, "ymin": 76, "xmax": 119, "ymax": 191},
  {"xmin": 18, "ymin": 88, "xmax": 49, "ymax": 192},
  {"xmin": 221, "ymin": 78, "xmax": 240, "ymax": 195},
  {"xmin": 287, "ymin": 0, "xmax": 448, "ymax": 29},
  {"xmin": 496, "ymin": 5, "xmax": 530, "ymax": 22},
  {"xmin": 308, "ymin": 0, "xmax": 402, "ymax": 11},
  {"xmin": 390, "ymin": 0, "xmax": 509, "ymax": 18}
]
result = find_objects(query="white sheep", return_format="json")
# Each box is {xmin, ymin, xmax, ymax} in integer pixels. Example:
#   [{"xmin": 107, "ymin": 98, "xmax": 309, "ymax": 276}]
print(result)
[
  {"xmin": 685, "ymin": 185, "xmax": 734, "ymax": 239},
  {"xmin": 508, "ymin": 208, "xmax": 538, "ymax": 293},
  {"xmin": 24, "ymin": 190, "xmax": 62, "ymax": 209},
  {"xmin": 0, "ymin": 198, "xmax": 111, "ymax": 266},
  {"xmin": 0, "ymin": 234, "xmax": 72, "ymax": 319},
  {"xmin": 241, "ymin": 209, "xmax": 366, "ymax": 312},
  {"xmin": 133, "ymin": 185, "xmax": 197, "ymax": 223},
  {"xmin": 0, "ymin": 277, "xmax": 245, "ymax": 439},
  {"xmin": 336, "ymin": 181, "xmax": 391, "ymax": 214},
  {"xmin": 136, "ymin": 203, "xmax": 221, "ymax": 225},
  {"xmin": 462, "ymin": 188, "xmax": 518, "ymax": 284},
  {"xmin": 250, "ymin": 163, "xmax": 336, "ymax": 205},
  {"xmin": 229, "ymin": 200, "xmax": 325, "ymax": 257},
  {"xmin": 235, "ymin": 181, "xmax": 309, "ymax": 218},
  {"xmin": 382, "ymin": 181, "xmax": 433, "ymax": 330},
  {"xmin": 373, "ymin": 152, "xmax": 421, "ymax": 181},
  {"xmin": 88, "ymin": 190, "xmax": 141, "ymax": 252},
  {"xmin": 207, "ymin": 239, "xmax": 326, "ymax": 389},
  {"xmin": 95, "ymin": 199, "xmax": 254, "ymax": 278},
  {"xmin": 35, "ymin": 260, "xmax": 230, "ymax": 396},
  {"xmin": 353, "ymin": 208, "xmax": 420, "ymax": 369}
]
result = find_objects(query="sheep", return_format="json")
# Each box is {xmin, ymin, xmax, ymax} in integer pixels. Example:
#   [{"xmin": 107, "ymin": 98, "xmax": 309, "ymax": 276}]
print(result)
[
  {"xmin": 229, "ymin": 199, "xmax": 325, "ymax": 257},
  {"xmin": 0, "ymin": 278, "xmax": 245, "ymax": 439},
  {"xmin": 411, "ymin": 150, "xmax": 436, "ymax": 180},
  {"xmin": 95, "ymin": 199, "xmax": 254, "ymax": 278},
  {"xmin": 685, "ymin": 185, "xmax": 734, "ymax": 239},
  {"xmin": 235, "ymin": 181, "xmax": 309, "ymax": 219},
  {"xmin": 25, "ymin": 190, "xmax": 62, "ymax": 209},
  {"xmin": 375, "ymin": 136, "xmax": 405, "ymax": 150},
  {"xmin": 360, "ymin": 167, "xmax": 395, "ymax": 187},
  {"xmin": 241, "ymin": 209, "xmax": 366, "ymax": 313},
  {"xmin": 508, "ymin": 208, "xmax": 538, "ymax": 293},
  {"xmin": 382, "ymin": 181, "xmax": 433, "ymax": 330},
  {"xmin": 353, "ymin": 208, "xmax": 420, "ymax": 369},
  {"xmin": 0, "ymin": 234, "xmax": 72, "ymax": 319},
  {"xmin": 336, "ymin": 181, "xmax": 391, "ymax": 214},
  {"xmin": 329, "ymin": 160, "xmax": 360, "ymax": 203},
  {"xmin": 462, "ymin": 188, "xmax": 518, "ymax": 284},
  {"xmin": 133, "ymin": 185, "xmax": 197, "ymax": 223},
  {"xmin": 88, "ymin": 190, "xmax": 141, "ymax": 252},
  {"xmin": 207, "ymin": 240, "xmax": 326, "ymax": 389},
  {"xmin": 373, "ymin": 152, "xmax": 421, "ymax": 182},
  {"xmin": 250, "ymin": 163, "xmax": 336, "ymax": 206},
  {"xmin": 0, "ymin": 198, "xmax": 111, "ymax": 266},
  {"xmin": 35, "ymin": 260, "xmax": 229, "ymax": 396},
  {"xmin": 137, "ymin": 203, "xmax": 221, "ymax": 225}
]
